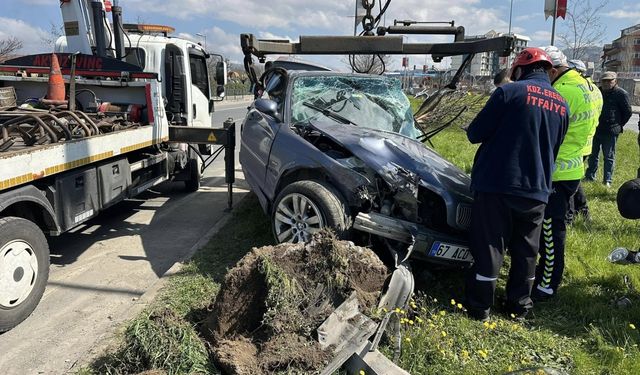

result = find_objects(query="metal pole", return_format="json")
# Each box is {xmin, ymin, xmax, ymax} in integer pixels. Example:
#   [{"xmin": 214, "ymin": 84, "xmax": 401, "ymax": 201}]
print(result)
[
  {"xmin": 353, "ymin": 0, "xmax": 358, "ymax": 36},
  {"xmin": 508, "ymin": 0, "xmax": 513, "ymax": 35},
  {"xmin": 551, "ymin": 0, "xmax": 557, "ymax": 46}
]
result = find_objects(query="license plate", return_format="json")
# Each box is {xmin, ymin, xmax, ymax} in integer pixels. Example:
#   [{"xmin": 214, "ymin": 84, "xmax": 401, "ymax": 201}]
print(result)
[{"xmin": 429, "ymin": 241, "xmax": 472, "ymax": 262}]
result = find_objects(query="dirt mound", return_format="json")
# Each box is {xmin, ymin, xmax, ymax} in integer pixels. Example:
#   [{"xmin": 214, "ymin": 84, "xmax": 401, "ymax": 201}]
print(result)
[{"xmin": 203, "ymin": 231, "xmax": 388, "ymax": 374}]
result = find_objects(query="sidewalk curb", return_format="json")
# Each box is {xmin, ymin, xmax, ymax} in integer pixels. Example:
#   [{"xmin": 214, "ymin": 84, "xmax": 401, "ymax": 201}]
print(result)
[{"xmin": 75, "ymin": 191, "xmax": 250, "ymax": 372}]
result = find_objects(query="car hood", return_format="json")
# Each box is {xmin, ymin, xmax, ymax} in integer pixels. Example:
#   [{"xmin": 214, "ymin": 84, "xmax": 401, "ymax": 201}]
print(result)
[{"xmin": 309, "ymin": 121, "xmax": 472, "ymax": 200}]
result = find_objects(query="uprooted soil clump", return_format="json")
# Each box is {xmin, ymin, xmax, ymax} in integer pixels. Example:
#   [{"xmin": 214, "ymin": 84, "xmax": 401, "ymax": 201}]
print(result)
[{"xmin": 203, "ymin": 230, "xmax": 389, "ymax": 374}]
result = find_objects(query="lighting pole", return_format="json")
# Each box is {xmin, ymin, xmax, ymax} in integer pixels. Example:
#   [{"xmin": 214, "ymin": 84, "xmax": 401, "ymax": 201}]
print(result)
[
  {"xmin": 196, "ymin": 32, "xmax": 207, "ymax": 51},
  {"xmin": 550, "ymin": 0, "xmax": 557, "ymax": 46},
  {"xmin": 508, "ymin": 0, "xmax": 513, "ymax": 35}
]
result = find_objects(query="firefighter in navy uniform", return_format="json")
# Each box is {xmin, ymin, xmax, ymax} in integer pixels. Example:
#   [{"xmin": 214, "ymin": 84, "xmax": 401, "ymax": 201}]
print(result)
[{"xmin": 464, "ymin": 48, "xmax": 569, "ymax": 320}]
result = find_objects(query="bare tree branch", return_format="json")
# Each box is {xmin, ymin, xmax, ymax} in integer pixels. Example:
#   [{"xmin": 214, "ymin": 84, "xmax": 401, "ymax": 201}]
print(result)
[
  {"xmin": 559, "ymin": 0, "xmax": 609, "ymax": 60},
  {"xmin": 40, "ymin": 22, "xmax": 64, "ymax": 49},
  {"xmin": 0, "ymin": 37, "xmax": 23, "ymax": 62},
  {"xmin": 344, "ymin": 54, "xmax": 390, "ymax": 74}
]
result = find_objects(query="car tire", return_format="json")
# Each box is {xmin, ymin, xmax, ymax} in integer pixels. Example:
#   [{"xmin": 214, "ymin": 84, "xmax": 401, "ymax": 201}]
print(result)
[
  {"xmin": 272, "ymin": 180, "xmax": 350, "ymax": 244},
  {"xmin": 0, "ymin": 217, "xmax": 50, "ymax": 333},
  {"xmin": 184, "ymin": 155, "xmax": 201, "ymax": 193}
]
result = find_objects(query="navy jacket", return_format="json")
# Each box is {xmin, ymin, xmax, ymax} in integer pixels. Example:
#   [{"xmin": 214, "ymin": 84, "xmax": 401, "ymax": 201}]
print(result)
[
  {"xmin": 597, "ymin": 85, "xmax": 632, "ymax": 135},
  {"xmin": 467, "ymin": 71, "xmax": 569, "ymax": 203}
]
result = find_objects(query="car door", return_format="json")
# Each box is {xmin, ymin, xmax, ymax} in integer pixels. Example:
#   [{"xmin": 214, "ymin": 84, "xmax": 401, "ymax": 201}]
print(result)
[{"xmin": 240, "ymin": 108, "xmax": 281, "ymax": 192}]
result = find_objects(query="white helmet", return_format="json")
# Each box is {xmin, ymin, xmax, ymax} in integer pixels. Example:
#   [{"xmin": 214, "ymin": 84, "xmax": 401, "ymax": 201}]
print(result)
[
  {"xmin": 540, "ymin": 46, "xmax": 568, "ymax": 67},
  {"xmin": 567, "ymin": 59, "xmax": 587, "ymax": 73}
]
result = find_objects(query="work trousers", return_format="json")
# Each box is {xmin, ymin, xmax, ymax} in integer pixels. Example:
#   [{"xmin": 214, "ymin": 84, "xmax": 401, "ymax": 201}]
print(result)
[
  {"xmin": 465, "ymin": 192, "xmax": 546, "ymax": 317},
  {"xmin": 535, "ymin": 180, "xmax": 580, "ymax": 296},
  {"xmin": 586, "ymin": 131, "xmax": 618, "ymax": 184},
  {"xmin": 567, "ymin": 156, "xmax": 591, "ymax": 223}
]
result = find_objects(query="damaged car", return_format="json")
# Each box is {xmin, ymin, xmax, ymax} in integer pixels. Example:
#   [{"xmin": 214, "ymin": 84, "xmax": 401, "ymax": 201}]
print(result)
[{"xmin": 239, "ymin": 67, "xmax": 474, "ymax": 267}]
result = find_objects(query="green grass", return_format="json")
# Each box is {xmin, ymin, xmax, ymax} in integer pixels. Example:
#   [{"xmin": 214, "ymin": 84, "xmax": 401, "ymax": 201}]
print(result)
[
  {"xmin": 88, "ymin": 95, "xmax": 640, "ymax": 374},
  {"xmin": 87, "ymin": 198, "xmax": 273, "ymax": 375}
]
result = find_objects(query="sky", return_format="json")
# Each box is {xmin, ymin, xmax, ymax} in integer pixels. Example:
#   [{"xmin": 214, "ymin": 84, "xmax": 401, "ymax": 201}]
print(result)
[{"xmin": 1, "ymin": 0, "xmax": 639, "ymax": 71}]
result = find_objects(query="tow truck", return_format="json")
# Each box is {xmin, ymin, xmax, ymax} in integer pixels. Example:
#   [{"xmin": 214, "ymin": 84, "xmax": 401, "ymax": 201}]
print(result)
[{"xmin": 0, "ymin": 0, "xmax": 235, "ymax": 332}]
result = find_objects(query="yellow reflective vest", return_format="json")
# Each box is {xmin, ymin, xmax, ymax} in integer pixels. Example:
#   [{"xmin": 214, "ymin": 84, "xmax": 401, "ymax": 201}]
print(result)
[{"xmin": 552, "ymin": 70, "xmax": 603, "ymax": 181}]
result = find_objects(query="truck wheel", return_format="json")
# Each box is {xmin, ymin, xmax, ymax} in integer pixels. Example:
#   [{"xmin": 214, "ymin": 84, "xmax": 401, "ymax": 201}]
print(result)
[
  {"xmin": 184, "ymin": 155, "xmax": 202, "ymax": 192},
  {"xmin": 272, "ymin": 180, "xmax": 350, "ymax": 244},
  {"xmin": 0, "ymin": 217, "xmax": 49, "ymax": 333}
]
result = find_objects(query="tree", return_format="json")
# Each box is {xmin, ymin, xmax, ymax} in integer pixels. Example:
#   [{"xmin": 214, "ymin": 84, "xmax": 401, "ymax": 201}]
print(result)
[
  {"xmin": 0, "ymin": 37, "xmax": 23, "ymax": 62},
  {"xmin": 346, "ymin": 54, "xmax": 391, "ymax": 74},
  {"xmin": 40, "ymin": 22, "xmax": 64, "ymax": 49},
  {"xmin": 559, "ymin": 0, "xmax": 609, "ymax": 60}
]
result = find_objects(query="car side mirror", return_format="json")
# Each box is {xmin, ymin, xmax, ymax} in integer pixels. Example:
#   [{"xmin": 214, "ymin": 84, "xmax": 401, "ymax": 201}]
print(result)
[{"xmin": 254, "ymin": 98, "xmax": 279, "ymax": 118}]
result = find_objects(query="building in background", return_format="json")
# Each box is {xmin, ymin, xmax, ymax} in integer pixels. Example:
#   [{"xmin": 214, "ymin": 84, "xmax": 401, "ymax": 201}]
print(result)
[
  {"xmin": 450, "ymin": 30, "xmax": 530, "ymax": 78},
  {"xmin": 602, "ymin": 24, "xmax": 640, "ymax": 79},
  {"xmin": 602, "ymin": 24, "xmax": 640, "ymax": 105}
]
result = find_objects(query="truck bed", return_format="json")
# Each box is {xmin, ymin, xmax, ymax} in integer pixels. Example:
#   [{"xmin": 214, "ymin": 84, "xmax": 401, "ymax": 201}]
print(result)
[{"xmin": 0, "ymin": 75, "xmax": 167, "ymax": 192}]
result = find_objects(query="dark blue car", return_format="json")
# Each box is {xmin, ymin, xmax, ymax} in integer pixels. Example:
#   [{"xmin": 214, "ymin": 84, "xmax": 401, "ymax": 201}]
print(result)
[{"xmin": 239, "ymin": 69, "xmax": 474, "ymax": 267}]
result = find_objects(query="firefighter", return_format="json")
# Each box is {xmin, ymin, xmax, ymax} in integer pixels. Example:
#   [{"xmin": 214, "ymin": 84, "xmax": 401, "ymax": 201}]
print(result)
[
  {"xmin": 464, "ymin": 48, "xmax": 569, "ymax": 320},
  {"xmin": 533, "ymin": 47, "xmax": 603, "ymax": 301}
]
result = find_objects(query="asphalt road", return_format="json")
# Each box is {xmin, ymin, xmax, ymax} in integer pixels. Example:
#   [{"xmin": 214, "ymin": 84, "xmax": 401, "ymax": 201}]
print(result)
[{"xmin": 0, "ymin": 102, "xmax": 251, "ymax": 375}]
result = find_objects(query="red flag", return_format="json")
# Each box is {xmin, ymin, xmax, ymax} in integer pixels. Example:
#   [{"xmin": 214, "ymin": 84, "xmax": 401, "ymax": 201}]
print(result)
[
  {"xmin": 557, "ymin": 0, "xmax": 567, "ymax": 19},
  {"xmin": 544, "ymin": 0, "xmax": 568, "ymax": 19}
]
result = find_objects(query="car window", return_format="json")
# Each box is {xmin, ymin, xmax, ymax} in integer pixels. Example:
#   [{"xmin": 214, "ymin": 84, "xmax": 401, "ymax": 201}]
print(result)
[{"xmin": 290, "ymin": 75, "xmax": 420, "ymax": 138}]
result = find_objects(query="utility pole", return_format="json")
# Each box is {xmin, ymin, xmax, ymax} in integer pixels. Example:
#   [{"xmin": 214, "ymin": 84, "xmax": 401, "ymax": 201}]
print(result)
[
  {"xmin": 550, "ymin": 0, "xmax": 557, "ymax": 46},
  {"xmin": 508, "ymin": 0, "xmax": 513, "ymax": 35}
]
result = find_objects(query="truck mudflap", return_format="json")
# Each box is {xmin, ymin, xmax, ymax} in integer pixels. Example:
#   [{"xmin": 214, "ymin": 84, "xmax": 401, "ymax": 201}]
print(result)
[{"xmin": 353, "ymin": 211, "xmax": 473, "ymax": 266}]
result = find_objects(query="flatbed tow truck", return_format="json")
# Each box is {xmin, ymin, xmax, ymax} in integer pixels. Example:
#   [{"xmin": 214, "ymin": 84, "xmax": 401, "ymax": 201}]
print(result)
[{"xmin": 0, "ymin": 0, "xmax": 235, "ymax": 332}]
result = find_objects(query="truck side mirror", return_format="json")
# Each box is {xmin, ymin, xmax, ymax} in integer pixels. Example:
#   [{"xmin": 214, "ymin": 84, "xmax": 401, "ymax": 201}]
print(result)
[{"xmin": 216, "ymin": 61, "xmax": 228, "ymax": 86}]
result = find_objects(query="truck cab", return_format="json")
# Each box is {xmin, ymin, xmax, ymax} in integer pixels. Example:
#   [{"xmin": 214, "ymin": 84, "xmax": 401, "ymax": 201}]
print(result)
[{"xmin": 55, "ymin": 25, "xmax": 224, "ymax": 129}]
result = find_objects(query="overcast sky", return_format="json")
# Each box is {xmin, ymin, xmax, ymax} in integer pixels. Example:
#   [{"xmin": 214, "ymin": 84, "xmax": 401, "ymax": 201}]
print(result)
[{"xmin": 1, "ymin": 0, "xmax": 639, "ymax": 70}]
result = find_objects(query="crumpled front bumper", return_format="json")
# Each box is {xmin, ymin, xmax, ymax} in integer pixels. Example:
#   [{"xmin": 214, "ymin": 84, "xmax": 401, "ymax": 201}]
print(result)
[{"xmin": 353, "ymin": 211, "xmax": 472, "ymax": 267}]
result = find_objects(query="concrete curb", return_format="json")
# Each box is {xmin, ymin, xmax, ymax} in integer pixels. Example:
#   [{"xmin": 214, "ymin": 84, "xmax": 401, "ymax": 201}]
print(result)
[{"xmin": 75, "ymin": 192, "xmax": 250, "ymax": 371}]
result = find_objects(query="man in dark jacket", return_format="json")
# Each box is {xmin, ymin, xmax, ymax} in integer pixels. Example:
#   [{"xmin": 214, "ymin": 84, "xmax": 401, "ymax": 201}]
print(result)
[
  {"xmin": 464, "ymin": 47, "xmax": 569, "ymax": 320},
  {"xmin": 585, "ymin": 71, "xmax": 632, "ymax": 187}
]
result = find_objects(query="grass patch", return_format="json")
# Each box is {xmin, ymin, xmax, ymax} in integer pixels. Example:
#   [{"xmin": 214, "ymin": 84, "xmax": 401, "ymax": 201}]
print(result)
[
  {"xmin": 89, "ymin": 95, "xmax": 640, "ymax": 374},
  {"xmin": 88, "ymin": 196, "xmax": 273, "ymax": 375}
]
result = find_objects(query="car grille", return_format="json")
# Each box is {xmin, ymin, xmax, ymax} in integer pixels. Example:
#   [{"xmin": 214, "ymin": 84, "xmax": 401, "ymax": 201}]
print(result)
[{"xmin": 456, "ymin": 204, "xmax": 472, "ymax": 230}]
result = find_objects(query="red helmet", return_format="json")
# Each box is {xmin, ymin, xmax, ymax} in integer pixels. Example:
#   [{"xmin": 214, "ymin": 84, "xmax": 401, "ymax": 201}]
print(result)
[{"xmin": 511, "ymin": 47, "xmax": 553, "ymax": 71}]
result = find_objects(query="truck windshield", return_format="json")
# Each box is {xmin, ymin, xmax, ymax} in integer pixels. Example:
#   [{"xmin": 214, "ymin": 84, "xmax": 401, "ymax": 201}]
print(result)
[{"xmin": 290, "ymin": 75, "xmax": 420, "ymax": 139}]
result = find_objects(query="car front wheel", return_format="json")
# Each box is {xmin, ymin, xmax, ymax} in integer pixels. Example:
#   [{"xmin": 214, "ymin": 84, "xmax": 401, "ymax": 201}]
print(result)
[{"xmin": 272, "ymin": 180, "xmax": 349, "ymax": 244}]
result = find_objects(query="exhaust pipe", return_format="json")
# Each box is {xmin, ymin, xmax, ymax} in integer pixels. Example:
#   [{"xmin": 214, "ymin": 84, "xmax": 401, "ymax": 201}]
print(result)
[{"xmin": 91, "ymin": 0, "xmax": 108, "ymax": 57}]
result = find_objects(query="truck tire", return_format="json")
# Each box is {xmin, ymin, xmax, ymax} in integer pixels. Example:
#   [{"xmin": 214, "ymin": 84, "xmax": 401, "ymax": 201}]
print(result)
[
  {"xmin": 184, "ymin": 155, "xmax": 202, "ymax": 192},
  {"xmin": 272, "ymin": 180, "xmax": 350, "ymax": 244},
  {"xmin": 0, "ymin": 217, "xmax": 49, "ymax": 333}
]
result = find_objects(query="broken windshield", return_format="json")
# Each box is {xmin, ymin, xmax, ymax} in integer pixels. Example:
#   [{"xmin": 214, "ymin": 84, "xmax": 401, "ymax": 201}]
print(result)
[{"xmin": 290, "ymin": 75, "xmax": 420, "ymax": 139}]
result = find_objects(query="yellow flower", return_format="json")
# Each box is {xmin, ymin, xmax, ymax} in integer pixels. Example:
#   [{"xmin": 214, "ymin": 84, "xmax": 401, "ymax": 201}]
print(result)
[
  {"xmin": 490, "ymin": 322, "xmax": 497, "ymax": 330},
  {"xmin": 461, "ymin": 350, "xmax": 469, "ymax": 358},
  {"xmin": 630, "ymin": 323, "xmax": 636, "ymax": 330},
  {"xmin": 405, "ymin": 337, "xmax": 411, "ymax": 342},
  {"xmin": 382, "ymin": 307, "xmax": 388, "ymax": 313},
  {"xmin": 440, "ymin": 349, "xmax": 446, "ymax": 356},
  {"xmin": 510, "ymin": 313, "xmax": 516, "ymax": 319},
  {"xmin": 439, "ymin": 310, "xmax": 446, "ymax": 316},
  {"xmin": 483, "ymin": 321, "xmax": 490, "ymax": 328},
  {"xmin": 394, "ymin": 308, "xmax": 401, "ymax": 313},
  {"xmin": 441, "ymin": 331, "xmax": 447, "ymax": 337},
  {"xmin": 359, "ymin": 370, "xmax": 366, "ymax": 375},
  {"xmin": 457, "ymin": 303, "xmax": 463, "ymax": 309},
  {"xmin": 433, "ymin": 298, "xmax": 438, "ymax": 303},
  {"xmin": 409, "ymin": 320, "xmax": 415, "ymax": 325},
  {"xmin": 450, "ymin": 299, "xmax": 456, "ymax": 305},
  {"xmin": 507, "ymin": 366, "xmax": 513, "ymax": 372},
  {"xmin": 478, "ymin": 349, "xmax": 488, "ymax": 359},
  {"xmin": 416, "ymin": 317, "xmax": 423, "ymax": 324}
]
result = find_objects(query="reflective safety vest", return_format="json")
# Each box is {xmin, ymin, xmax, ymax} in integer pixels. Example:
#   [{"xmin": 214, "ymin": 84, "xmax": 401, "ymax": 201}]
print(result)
[
  {"xmin": 552, "ymin": 70, "xmax": 603, "ymax": 181},
  {"xmin": 581, "ymin": 76, "xmax": 603, "ymax": 156}
]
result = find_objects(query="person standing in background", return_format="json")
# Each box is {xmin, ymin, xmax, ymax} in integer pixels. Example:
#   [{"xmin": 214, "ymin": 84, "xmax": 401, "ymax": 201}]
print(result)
[{"xmin": 585, "ymin": 72, "xmax": 632, "ymax": 187}]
